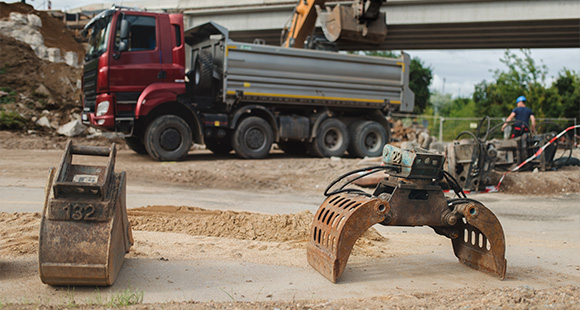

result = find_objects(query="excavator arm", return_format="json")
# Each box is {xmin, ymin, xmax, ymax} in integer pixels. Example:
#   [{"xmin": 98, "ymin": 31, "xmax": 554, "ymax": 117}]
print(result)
[{"xmin": 282, "ymin": 0, "xmax": 387, "ymax": 48}]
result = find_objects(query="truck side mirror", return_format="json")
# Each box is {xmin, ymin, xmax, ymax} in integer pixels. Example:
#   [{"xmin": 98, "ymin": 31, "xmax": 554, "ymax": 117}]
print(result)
[{"xmin": 118, "ymin": 19, "xmax": 130, "ymax": 52}]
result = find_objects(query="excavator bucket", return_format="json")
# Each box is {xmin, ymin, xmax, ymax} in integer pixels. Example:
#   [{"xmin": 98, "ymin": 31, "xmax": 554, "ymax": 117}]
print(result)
[
  {"xmin": 39, "ymin": 141, "xmax": 133, "ymax": 286},
  {"xmin": 307, "ymin": 193, "xmax": 389, "ymax": 282},
  {"xmin": 451, "ymin": 202, "xmax": 507, "ymax": 279},
  {"xmin": 318, "ymin": 5, "xmax": 387, "ymax": 45}
]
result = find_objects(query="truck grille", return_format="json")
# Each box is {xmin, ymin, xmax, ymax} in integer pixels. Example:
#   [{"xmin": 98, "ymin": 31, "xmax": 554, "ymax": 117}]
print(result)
[{"xmin": 83, "ymin": 58, "xmax": 99, "ymax": 112}]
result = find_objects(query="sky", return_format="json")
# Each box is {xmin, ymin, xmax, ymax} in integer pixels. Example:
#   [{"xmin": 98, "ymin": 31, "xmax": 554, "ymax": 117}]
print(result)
[
  {"xmin": 409, "ymin": 49, "xmax": 580, "ymax": 98},
  {"xmin": 25, "ymin": 1, "xmax": 580, "ymax": 99}
]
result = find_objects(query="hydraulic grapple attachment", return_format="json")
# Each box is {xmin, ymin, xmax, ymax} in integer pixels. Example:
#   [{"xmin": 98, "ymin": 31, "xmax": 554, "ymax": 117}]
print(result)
[
  {"xmin": 451, "ymin": 201, "xmax": 506, "ymax": 278},
  {"xmin": 307, "ymin": 193, "xmax": 389, "ymax": 282},
  {"xmin": 39, "ymin": 141, "xmax": 133, "ymax": 286},
  {"xmin": 307, "ymin": 145, "xmax": 506, "ymax": 282}
]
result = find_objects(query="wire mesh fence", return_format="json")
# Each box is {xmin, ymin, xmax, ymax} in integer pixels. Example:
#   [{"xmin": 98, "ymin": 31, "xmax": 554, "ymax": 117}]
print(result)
[{"xmin": 391, "ymin": 113, "xmax": 578, "ymax": 145}]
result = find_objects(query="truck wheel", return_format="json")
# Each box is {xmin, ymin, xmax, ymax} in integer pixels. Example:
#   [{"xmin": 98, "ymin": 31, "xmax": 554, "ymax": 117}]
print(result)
[
  {"xmin": 205, "ymin": 138, "xmax": 233, "ymax": 155},
  {"xmin": 124, "ymin": 137, "xmax": 147, "ymax": 154},
  {"xmin": 348, "ymin": 120, "xmax": 388, "ymax": 157},
  {"xmin": 232, "ymin": 116, "xmax": 273, "ymax": 159},
  {"xmin": 193, "ymin": 52, "xmax": 213, "ymax": 95},
  {"xmin": 144, "ymin": 115, "xmax": 192, "ymax": 161},
  {"xmin": 309, "ymin": 118, "xmax": 349, "ymax": 157}
]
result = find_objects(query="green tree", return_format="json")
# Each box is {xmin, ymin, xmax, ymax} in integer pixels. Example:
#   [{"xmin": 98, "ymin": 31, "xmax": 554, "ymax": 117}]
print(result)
[
  {"xmin": 358, "ymin": 50, "xmax": 433, "ymax": 114},
  {"xmin": 551, "ymin": 69, "xmax": 580, "ymax": 120},
  {"xmin": 409, "ymin": 57, "xmax": 433, "ymax": 114},
  {"xmin": 472, "ymin": 49, "xmax": 550, "ymax": 118}
]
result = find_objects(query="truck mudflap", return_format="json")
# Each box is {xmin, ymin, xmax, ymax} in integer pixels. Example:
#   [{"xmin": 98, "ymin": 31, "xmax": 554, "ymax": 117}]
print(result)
[
  {"xmin": 307, "ymin": 145, "xmax": 507, "ymax": 282},
  {"xmin": 39, "ymin": 141, "xmax": 133, "ymax": 286},
  {"xmin": 451, "ymin": 201, "xmax": 507, "ymax": 279},
  {"xmin": 307, "ymin": 193, "xmax": 389, "ymax": 282}
]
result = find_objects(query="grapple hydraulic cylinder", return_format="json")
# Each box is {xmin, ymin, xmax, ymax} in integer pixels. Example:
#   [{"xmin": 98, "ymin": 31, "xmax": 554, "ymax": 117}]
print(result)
[
  {"xmin": 307, "ymin": 144, "xmax": 506, "ymax": 282},
  {"xmin": 39, "ymin": 141, "xmax": 133, "ymax": 286}
]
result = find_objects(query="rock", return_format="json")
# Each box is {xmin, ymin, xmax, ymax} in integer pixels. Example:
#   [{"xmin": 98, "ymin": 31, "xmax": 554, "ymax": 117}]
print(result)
[
  {"xmin": 9, "ymin": 12, "xmax": 28, "ymax": 24},
  {"xmin": 34, "ymin": 84, "xmax": 51, "ymax": 97},
  {"xmin": 429, "ymin": 141, "xmax": 448, "ymax": 154},
  {"xmin": 46, "ymin": 48, "xmax": 62, "ymax": 63},
  {"xmin": 27, "ymin": 14, "xmax": 42, "ymax": 28},
  {"xmin": 36, "ymin": 116, "xmax": 51, "ymax": 128},
  {"xmin": 64, "ymin": 51, "xmax": 79, "ymax": 67},
  {"xmin": 400, "ymin": 141, "xmax": 420, "ymax": 150},
  {"xmin": 57, "ymin": 119, "xmax": 86, "ymax": 137}
]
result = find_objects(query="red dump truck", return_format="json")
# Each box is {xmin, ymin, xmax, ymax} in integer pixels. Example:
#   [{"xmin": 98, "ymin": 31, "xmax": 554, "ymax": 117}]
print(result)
[{"xmin": 81, "ymin": 6, "xmax": 414, "ymax": 161}]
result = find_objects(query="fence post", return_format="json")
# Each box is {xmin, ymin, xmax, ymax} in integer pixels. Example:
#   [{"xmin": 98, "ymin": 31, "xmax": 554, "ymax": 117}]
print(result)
[
  {"xmin": 575, "ymin": 118, "xmax": 578, "ymax": 147},
  {"xmin": 439, "ymin": 117, "xmax": 444, "ymax": 142}
]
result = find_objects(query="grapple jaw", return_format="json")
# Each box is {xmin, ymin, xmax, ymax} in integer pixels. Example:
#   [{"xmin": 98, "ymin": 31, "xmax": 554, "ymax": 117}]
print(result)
[
  {"xmin": 451, "ymin": 201, "xmax": 507, "ymax": 279},
  {"xmin": 308, "ymin": 144, "xmax": 507, "ymax": 283},
  {"xmin": 307, "ymin": 193, "xmax": 389, "ymax": 282}
]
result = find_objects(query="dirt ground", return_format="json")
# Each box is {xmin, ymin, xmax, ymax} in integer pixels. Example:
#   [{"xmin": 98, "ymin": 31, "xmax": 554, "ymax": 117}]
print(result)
[{"xmin": 1, "ymin": 133, "xmax": 580, "ymax": 309}]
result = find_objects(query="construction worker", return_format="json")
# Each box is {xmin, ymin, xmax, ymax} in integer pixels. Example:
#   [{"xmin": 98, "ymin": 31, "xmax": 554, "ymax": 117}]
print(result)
[{"xmin": 502, "ymin": 96, "xmax": 536, "ymax": 138}]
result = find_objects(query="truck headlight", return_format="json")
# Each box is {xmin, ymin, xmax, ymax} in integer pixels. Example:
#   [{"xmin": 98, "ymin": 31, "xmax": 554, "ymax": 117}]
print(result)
[{"xmin": 96, "ymin": 101, "xmax": 110, "ymax": 117}]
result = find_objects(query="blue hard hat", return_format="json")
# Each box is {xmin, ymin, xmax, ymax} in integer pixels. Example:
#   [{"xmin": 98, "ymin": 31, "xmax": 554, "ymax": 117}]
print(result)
[{"xmin": 516, "ymin": 96, "xmax": 527, "ymax": 102}]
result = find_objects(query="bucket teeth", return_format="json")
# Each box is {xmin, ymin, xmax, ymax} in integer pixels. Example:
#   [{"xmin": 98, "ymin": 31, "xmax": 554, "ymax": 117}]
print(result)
[
  {"xmin": 452, "ymin": 202, "xmax": 507, "ymax": 279},
  {"xmin": 307, "ymin": 193, "xmax": 389, "ymax": 282}
]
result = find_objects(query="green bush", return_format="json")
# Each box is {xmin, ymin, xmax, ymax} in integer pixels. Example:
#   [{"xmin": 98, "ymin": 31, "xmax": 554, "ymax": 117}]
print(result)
[
  {"xmin": 0, "ymin": 110, "xmax": 27, "ymax": 129},
  {"xmin": 0, "ymin": 88, "xmax": 17, "ymax": 105}
]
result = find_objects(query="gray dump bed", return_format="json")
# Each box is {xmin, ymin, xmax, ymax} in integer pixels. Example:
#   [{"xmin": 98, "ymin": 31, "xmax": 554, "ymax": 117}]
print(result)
[{"xmin": 185, "ymin": 22, "xmax": 414, "ymax": 112}]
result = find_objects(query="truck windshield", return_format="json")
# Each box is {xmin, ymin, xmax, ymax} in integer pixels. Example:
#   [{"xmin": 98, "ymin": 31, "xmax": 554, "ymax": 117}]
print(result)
[{"xmin": 85, "ymin": 16, "xmax": 112, "ymax": 61}]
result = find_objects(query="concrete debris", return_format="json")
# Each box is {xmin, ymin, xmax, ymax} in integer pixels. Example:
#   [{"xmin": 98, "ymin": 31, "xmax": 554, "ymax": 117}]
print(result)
[
  {"xmin": 0, "ymin": 12, "xmax": 80, "ymax": 67},
  {"xmin": 35, "ymin": 116, "xmax": 51, "ymax": 128},
  {"xmin": 57, "ymin": 119, "xmax": 87, "ymax": 137}
]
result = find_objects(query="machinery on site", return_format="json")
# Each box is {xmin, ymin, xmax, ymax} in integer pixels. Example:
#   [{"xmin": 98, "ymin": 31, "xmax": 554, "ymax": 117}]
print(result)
[
  {"xmin": 282, "ymin": 0, "xmax": 387, "ymax": 49},
  {"xmin": 307, "ymin": 144, "xmax": 506, "ymax": 282},
  {"xmin": 39, "ymin": 141, "xmax": 133, "ymax": 286},
  {"xmin": 445, "ymin": 117, "xmax": 576, "ymax": 191},
  {"xmin": 81, "ymin": 5, "xmax": 413, "ymax": 161}
]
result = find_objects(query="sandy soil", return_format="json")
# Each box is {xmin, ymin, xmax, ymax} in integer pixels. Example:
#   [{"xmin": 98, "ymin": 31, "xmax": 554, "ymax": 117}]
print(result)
[{"xmin": 1, "ymin": 134, "xmax": 579, "ymax": 309}]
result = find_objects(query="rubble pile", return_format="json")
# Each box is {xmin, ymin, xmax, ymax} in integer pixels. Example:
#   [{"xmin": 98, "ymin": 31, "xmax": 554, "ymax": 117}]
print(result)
[
  {"xmin": 0, "ymin": 2, "xmax": 84, "ymax": 66},
  {"xmin": 391, "ymin": 119, "xmax": 443, "ymax": 152},
  {"xmin": 0, "ymin": 2, "xmax": 87, "ymax": 137}
]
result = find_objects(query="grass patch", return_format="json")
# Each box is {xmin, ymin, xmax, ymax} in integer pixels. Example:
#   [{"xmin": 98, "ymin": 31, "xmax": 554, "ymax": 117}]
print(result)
[
  {"xmin": 0, "ymin": 87, "xmax": 17, "ymax": 105},
  {"xmin": 0, "ymin": 110, "xmax": 27, "ymax": 130},
  {"xmin": 88, "ymin": 287, "xmax": 144, "ymax": 308}
]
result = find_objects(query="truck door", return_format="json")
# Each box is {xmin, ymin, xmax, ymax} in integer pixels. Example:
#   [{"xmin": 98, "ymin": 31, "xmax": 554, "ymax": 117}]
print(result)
[{"xmin": 108, "ymin": 13, "xmax": 164, "ymax": 106}]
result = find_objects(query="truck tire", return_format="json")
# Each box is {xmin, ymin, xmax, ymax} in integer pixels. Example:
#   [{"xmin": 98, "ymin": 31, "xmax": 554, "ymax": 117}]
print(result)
[
  {"xmin": 205, "ymin": 138, "xmax": 233, "ymax": 155},
  {"xmin": 124, "ymin": 137, "xmax": 147, "ymax": 154},
  {"xmin": 232, "ymin": 116, "xmax": 273, "ymax": 159},
  {"xmin": 144, "ymin": 115, "xmax": 192, "ymax": 161},
  {"xmin": 348, "ymin": 120, "xmax": 388, "ymax": 157},
  {"xmin": 193, "ymin": 52, "xmax": 213, "ymax": 95},
  {"xmin": 309, "ymin": 118, "xmax": 349, "ymax": 157}
]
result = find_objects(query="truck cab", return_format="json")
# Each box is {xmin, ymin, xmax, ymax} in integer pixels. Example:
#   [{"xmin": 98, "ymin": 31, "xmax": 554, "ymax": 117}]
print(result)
[{"xmin": 82, "ymin": 7, "xmax": 196, "ymax": 160}]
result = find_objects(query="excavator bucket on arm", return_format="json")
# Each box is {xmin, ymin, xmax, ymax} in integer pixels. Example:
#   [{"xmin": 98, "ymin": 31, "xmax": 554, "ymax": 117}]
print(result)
[
  {"xmin": 318, "ymin": 4, "xmax": 387, "ymax": 45},
  {"xmin": 39, "ymin": 141, "xmax": 133, "ymax": 286},
  {"xmin": 307, "ymin": 144, "xmax": 507, "ymax": 282}
]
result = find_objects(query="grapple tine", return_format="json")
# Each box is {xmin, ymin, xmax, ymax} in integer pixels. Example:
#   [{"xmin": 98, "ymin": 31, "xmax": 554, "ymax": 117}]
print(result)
[
  {"xmin": 307, "ymin": 193, "xmax": 389, "ymax": 282},
  {"xmin": 452, "ymin": 202, "xmax": 507, "ymax": 279}
]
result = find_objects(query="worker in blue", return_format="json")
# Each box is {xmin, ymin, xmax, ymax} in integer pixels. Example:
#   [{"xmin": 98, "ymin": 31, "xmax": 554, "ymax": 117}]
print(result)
[{"xmin": 501, "ymin": 96, "xmax": 536, "ymax": 138}]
